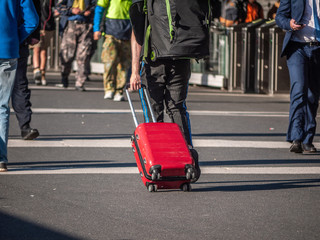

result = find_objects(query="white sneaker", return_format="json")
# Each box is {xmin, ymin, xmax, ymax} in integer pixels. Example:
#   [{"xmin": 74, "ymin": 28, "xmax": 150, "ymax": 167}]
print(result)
[
  {"xmin": 41, "ymin": 70, "xmax": 47, "ymax": 86},
  {"xmin": 33, "ymin": 68, "xmax": 41, "ymax": 85},
  {"xmin": 113, "ymin": 93, "xmax": 125, "ymax": 102},
  {"xmin": 104, "ymin": 91, "xmax": 114, "ymax": 99}
]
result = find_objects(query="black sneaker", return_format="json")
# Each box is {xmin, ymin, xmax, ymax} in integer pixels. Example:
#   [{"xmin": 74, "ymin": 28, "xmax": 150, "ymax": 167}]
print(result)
[
  {"xmin": 0, "ymin": 163, "xmax": 7, "ymax": 172},
  {"xmin": 302, "ymin": 143, "xmax": 317, "ymax": 153},
  {"xmin": 289, "ymin": 140, "xmax": 303, "ymax": 153},
  {"xmin": 190, "ymin": 148, "xmax": 201, "ymax": 183},
  {"xmin": 21, "ymin": 128, "xmax": 39, "ymax": 140},
  {"xmin": 61, "ymin": 76, "xmax": 69, "ymax": 88}
]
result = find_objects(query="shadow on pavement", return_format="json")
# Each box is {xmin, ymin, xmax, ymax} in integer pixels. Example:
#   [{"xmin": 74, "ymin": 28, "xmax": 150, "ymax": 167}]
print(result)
[
  {"xmin": 0, "ymin": 211, "xmax": 81, "ymax": 240},
  {"xmin": 193, "ymin": 178, "xmax": 320, "ymax": 192},
  {"xmin": 7, "ymin": 160, "xmax": 137, "ymax": 171},
  {"xmin": 9, "ymin": 133, "xmax": 132, "ymax": 140},
  {"xmin": 186, "ymin": 100, "xmax": 290, "ymax": 104},
  {"xmin": 201, "ymin": 158, "xmax": 320, "ymax": 166},
  {"xmin": 193, "ymin": 133, "xmax": 288, "ymax": 137}
]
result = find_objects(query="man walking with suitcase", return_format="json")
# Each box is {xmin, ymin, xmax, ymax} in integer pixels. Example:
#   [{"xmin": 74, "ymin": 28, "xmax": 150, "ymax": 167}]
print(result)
[{"xmin": 129, "ymin": 0, "xmax": 211, "ymax": 183}]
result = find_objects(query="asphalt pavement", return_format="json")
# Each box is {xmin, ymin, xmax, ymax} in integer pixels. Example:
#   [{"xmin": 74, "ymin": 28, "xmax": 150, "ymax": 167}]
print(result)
[{"xmin": 1, "ymin": 70, "xmax": 320, "ymax": 240}]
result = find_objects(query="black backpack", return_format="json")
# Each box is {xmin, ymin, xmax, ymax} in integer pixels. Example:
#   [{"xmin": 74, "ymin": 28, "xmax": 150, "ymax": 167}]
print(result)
[{"xmin": 130, "ymin": 0, "xmax": 211, "ymax": 62}]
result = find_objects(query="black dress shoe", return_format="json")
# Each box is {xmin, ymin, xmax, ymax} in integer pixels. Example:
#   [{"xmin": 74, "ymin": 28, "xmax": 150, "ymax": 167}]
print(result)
[
  {"xmin": 21, "ymin": 128, "xmax": 39, "ymax": 140},
  {"xmin": 289, "ymin": 140, "xmax": 302, "ymax": 153},
  {"xmin": 302, "ymin": 143, "xmax": 317, "ymax": 153},
  {"xmin": 75, "ymin": 86, "xmax": 86, "ymax": 92},
  {"xmin": 190, "ymin": 148, "xmax": 201, "ymax": 183},
  {"xmin": 61, "ymin": 76, "xmax": 69, "ymax": 88},
  {"xmin": 0, "ymin": 163, "xmax": 7, "ymax": 172}
]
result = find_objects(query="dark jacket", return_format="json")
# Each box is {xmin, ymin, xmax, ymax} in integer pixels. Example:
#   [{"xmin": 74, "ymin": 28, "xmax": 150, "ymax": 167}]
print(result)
[
  {"xmin": 275, "ymin": 0, "xmax": 306, "ymax": 57},
  {"xmin": 27, "ymin": 0, "xmax": 41, "ymax": 43}
]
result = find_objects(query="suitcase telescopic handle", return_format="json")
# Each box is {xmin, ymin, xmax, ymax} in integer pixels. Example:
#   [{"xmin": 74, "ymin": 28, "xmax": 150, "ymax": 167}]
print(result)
[{"xmin": 125, "ymin": 84, "xmax": 156, "ymax": 127}]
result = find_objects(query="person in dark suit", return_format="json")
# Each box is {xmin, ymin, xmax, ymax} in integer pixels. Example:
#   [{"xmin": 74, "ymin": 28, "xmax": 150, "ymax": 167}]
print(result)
[
  {"xmin": 276, "ymin": 0, "xmax": 320, "ymax": 153},
  {"xmin": 12, "ymin": 0, "xmax": 41, "ymax": 140}
]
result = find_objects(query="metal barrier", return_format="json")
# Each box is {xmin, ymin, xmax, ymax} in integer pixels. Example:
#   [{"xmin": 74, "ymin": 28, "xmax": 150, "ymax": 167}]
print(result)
[
  {"xmin": 227, "ymin": 23, "xmax": 247, "ymax": 91},
  {"xmin": 268, "ymin": 26, "xmax": 290, "ymax": 95},
  {"xmin": 255, "ymin": 20, "xmax": 277, "ymax": 93},
  {"xmin": 241, "ymin": 19, "xmax": 267, "ymax": 92},
  {"xmin": 188, "ymin": 24, "xmax": 226, "ymax": 89}
]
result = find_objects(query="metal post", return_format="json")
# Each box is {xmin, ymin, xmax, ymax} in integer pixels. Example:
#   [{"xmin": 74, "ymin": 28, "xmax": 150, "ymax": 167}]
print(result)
[{"xmin": 54, "ymin": 17, "xmax": 60, "ymax": 71}]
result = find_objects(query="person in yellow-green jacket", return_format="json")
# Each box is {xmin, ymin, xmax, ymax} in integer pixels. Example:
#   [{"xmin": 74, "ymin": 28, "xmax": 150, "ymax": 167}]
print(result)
[{"xmin": 93, "ymin": 0, "xmax": 132, "ymax": 101}]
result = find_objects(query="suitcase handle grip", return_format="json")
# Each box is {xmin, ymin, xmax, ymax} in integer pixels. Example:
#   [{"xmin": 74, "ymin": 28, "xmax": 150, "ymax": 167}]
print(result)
[
  {"xmin": 139, "ymin": 88, "xmax": 150, "ymax": 123},
  {"xmin": 125, "ymin": 84, "xmax": 156, "ymax": 127}
]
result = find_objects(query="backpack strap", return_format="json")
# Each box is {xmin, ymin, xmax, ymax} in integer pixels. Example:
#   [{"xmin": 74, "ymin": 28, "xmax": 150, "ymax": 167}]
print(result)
[
  {"xmin": 143, "ymin": 0, "xmax": 147, "ymax": 13},
  {"xmin": 142, "ymin": 0, "xmax": 150, "ymax": 61},
  {"xmin": 143, "ymin": 25, "xmax": 151, "ymax": 61},
  {"xmin": 207, "ymin": 0, "xmax": 212, "ymax": 26},
  {"xmin": 165, "ymin": 0, "xmax": 176, "ymax": 43}
]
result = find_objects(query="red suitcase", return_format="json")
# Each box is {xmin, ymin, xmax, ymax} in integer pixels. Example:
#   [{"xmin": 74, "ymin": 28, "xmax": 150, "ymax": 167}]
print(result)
[{"xmin": 126, "ymin": 86, "xmax": 196, "ymax": 192}]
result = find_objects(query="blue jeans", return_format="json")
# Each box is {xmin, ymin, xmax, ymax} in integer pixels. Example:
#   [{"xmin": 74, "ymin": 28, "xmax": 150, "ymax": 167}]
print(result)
[
  {"xmin": 0, "ymin": 59, "xmax": 18, "ymax": 163},
  {"xmin": 286, "ymin": 42, "xmax": 320, "ymax": 144}
]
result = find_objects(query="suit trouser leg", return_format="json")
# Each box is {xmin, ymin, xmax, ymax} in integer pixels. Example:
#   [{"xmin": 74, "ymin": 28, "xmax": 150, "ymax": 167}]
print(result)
[
  {"xmin": 286, "ymin": 43, "xmax": 320, "ymax": 144},
  {"xmin": 11, "ymin": 44, "xmax": 32, "ymax": 129},
  {"xmin": 304, "ymin": 46, "xmax": 320, "ymax": 144}
]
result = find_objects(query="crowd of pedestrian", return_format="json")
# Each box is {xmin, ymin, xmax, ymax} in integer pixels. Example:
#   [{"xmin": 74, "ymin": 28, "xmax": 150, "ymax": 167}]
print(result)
[
  {"xmin": 29, "ymin": 0, "xmax": 278, "ymax": 93},
  {"xmin": 219, "ymin": 0, "xmax": 281, "ymax": 27}
]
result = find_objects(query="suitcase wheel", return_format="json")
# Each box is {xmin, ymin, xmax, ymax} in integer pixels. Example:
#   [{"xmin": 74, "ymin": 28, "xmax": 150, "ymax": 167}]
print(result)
[
  {"xmin": 147, "ymin": 184, "xmax": 158, "ymax": 192},
  {"xmin": 181, "ymin": 183, "xmax": 192, "ymax": 192},
  {"xmin": 150, "ymin": 166, "xmax": 161, "ymax": 181},
  {"xmin": 151, "ymin": 171, "xmax": 161, "ymax": 181},
  {"xmin": 185, "ymin": 167, "xmax": 196, "ymax": 180}
]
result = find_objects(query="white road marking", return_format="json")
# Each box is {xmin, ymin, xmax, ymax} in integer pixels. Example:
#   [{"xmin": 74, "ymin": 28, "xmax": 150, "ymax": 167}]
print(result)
[
  {"xmin": 8, "ymin": 139, "xmax": 131, "ymax": 147},
  {"xmin": 28, "ymin": 84, "xmax": 290, "ymax": 98},
  {"xmin": 7, "ymin": 139, "xmax": 307, "ymax": 148},
  {"xmin": 2, "ymin": 167, "xmax": 320, "ymax": 175},
  {"xmin": 11, "ymin": 108, "xmax": 290, "ymax": 117},
  {"xmin": 201, "ymin": 167, "xmax": 320, "ymax": 174}
]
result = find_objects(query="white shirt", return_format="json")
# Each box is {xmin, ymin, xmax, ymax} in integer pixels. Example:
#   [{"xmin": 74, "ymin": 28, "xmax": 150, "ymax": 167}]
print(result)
[{"xmin": 292, "ymin": 0, "xmax": 320, "ymax": 42}]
